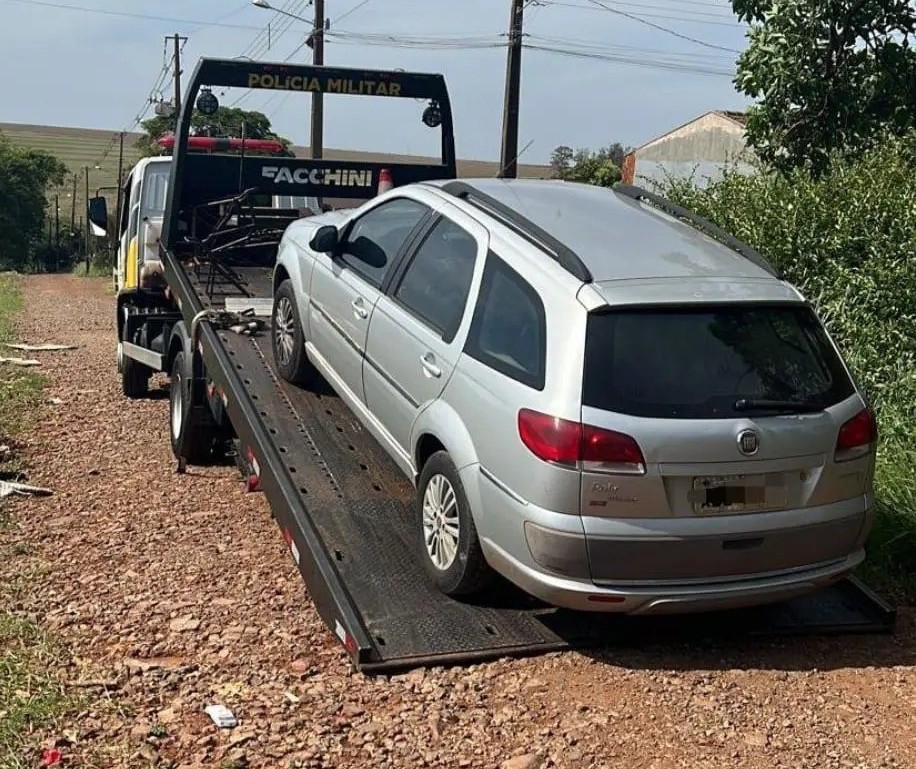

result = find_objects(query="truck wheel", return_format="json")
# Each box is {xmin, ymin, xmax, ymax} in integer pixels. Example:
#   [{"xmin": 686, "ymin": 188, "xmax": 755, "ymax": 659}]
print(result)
[
  {"xmin": 169, "ymin": 350, "xmax": 219, "ymax": 466},
  {"xmin": 120, "ymin": 343, "xmax": 150, "ymax": 399},
  {"xmin": 272, "ymin": 279, "xmax": 316, "ymax": 385},
  {"xmin": 417, "ymin": 450, "xmax": 494, "ymax": 596}
]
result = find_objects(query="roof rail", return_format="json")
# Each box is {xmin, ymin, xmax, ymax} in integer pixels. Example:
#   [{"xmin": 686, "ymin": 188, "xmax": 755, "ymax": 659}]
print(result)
[
  {"xmin": 614, "ymin": 184, "xmax": 780, "ymax": 278},
  {"xmin": 438, "ymin": 181, "xmax": 593, "ymax": 283}
]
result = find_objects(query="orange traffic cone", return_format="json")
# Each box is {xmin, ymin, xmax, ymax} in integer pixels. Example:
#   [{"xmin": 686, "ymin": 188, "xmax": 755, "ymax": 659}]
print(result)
[{"xmin": 377, "ymin": 168, "xmax": 393, "ymax": 195}]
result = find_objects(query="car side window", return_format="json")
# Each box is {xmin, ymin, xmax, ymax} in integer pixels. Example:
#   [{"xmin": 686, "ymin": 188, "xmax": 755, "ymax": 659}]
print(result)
[
  {"xmin": 464, "ymin": 253, "xmax": 546, "ymax": 390},
  {"xmin": 339, "ymin": 198, "xmax": 429, "ymax": 288},
  {"xmin": 392, "ymin": 216, "xmax": 478, "ymax": 343}
]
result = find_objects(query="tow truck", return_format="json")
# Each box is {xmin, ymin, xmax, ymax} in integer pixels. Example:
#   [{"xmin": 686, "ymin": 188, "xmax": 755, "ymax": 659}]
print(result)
[{"xmin": 88, "ymin": 58, "xmax": 895, "ymax": 673}]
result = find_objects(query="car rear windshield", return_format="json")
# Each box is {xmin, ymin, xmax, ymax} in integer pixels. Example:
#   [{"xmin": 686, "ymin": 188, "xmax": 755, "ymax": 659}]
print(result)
[{"xmin": 582, "ymin": 304, "xmax": 856, "ymax": 419}]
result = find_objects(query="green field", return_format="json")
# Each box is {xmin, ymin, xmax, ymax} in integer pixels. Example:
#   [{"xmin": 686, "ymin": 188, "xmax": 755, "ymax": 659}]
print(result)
[{"xmin": 0, "ymin": 121, "xmax": 554, "ymax": 226}]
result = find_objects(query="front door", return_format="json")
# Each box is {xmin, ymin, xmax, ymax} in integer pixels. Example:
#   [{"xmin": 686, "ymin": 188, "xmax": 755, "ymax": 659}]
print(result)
[
  {"xmin": 307, "ymin": 197, "xmax": 430, "ymax": 403},
  {"xmin": 364, "ymin": 210, "xmax": 485, "ymax": 454}
]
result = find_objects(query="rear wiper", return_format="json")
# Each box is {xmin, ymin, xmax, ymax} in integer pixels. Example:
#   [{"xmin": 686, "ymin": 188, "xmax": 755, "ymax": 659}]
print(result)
[{"xmin": 734, "ymin": 398, "xmax": 824, "ymax": 413}]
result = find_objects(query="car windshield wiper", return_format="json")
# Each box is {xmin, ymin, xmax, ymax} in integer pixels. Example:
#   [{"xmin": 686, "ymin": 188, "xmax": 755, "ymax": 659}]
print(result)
[{"xmin": 734, "ymin": 398, "xmax": 824, "ymax": 413}]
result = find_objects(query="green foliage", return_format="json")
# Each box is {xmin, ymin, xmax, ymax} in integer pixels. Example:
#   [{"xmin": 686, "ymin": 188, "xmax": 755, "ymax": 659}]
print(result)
[
  {"xmin": 731, "ymin": 0, "xmax": 916, "ymax": 176},
  {"xmin": 0, "ymin": 615, "xmax": 71, "ymax": 768},
  {"xmin": 0, "ymin": 132, "xmax": 68, "ymax": 271},
  {"xmin": 652, "ymin": 136, "xmax": 916, "ymax": 601},
  {"xmin": 137, "ymin": 106, "xmax": 294, "ymax": 157},
  {"xmin": 0, "ymin": 274, "xmax": 46, "ymax": 463},
  {"xmin": 550, "ymin": 143, "xmax": 628, "ymax": 188}
]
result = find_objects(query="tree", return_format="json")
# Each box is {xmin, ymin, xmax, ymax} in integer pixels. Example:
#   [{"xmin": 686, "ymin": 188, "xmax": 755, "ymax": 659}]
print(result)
[
  {"xmin": 137, "ymin": 106, "xmax": 294, "ymax": 156},
  {"xmin": 549, "ymin": 143, "xmax": 629, "ymax": 187},
  {"xmin": 0, "ymin": 130, "xmax": 68, "ymax": 271},
  {"xmin": 732, "ymin": 0, "xmax": 916, "ymax": 175}
]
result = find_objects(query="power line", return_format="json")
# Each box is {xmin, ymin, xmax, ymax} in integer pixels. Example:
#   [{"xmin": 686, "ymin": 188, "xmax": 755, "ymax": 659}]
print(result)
[
  {"xmin": 0, "ymin": 0, "xmax": 268, "ymax": 30},
  {"xmin": 523, "ymin": 42, "xmax": 734, "ymax": 76},
  {"xmin": 546, "ymin": 0, "xmax": 741, "ymax": 25},
  {"xmin": 577, "ymin": 0, "xmax": 742, "ymax": 52}
]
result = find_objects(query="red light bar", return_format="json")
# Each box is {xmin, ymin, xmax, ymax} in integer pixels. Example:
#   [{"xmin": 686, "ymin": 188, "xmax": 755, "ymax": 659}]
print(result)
[{"xmin": 156, "ymin": 135, "xmax": 287, "ymax": 154}]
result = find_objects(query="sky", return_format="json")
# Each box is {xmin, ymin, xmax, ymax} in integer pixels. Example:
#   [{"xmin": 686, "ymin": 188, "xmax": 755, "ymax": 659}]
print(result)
[{"xmin": 0, "ymin": 0, "xmax": 751, "ymax": 164}]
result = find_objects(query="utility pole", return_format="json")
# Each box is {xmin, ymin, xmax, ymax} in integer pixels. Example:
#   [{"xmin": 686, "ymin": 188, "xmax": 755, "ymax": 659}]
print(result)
[
  {"xmin": 169, "ymin": 34, "xmax": 188, "ymax": 114},
  {"xmin": 499, "ymin": 0, "xmax": 525, "ymax": 179},
  {"xmin": 310, "ymin": 0, "xmax": 325, "ymax": 159},
  {"xmin": 84, "ymin": 165, "xmax": 91, "ymax": 272},
  {"xmin": 114, "ymin": 131, "xmax": 124, "ymax": 248},
  {"xmin": 70, "ymin": 174, "xmax": 77, "ymax": 230},
  {"xmin": 54, "ymin": 194, "xmax": 59, "ymax": 244}
]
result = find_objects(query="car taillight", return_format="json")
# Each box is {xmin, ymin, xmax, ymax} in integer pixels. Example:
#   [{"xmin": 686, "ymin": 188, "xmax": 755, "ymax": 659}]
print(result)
[
  {"xmin": 518, "ymin": 409, "xmax": 646, "ymax": 475},
  {"xmin": 835, "ymin": 407, "xmax": 877, "ymax": 462}
]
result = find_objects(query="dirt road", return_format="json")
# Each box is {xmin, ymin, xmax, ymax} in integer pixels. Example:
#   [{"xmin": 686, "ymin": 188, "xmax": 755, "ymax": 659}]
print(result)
[{"xmin": 2, "ymin": 274, "xmax": 914, "ymax": 769}]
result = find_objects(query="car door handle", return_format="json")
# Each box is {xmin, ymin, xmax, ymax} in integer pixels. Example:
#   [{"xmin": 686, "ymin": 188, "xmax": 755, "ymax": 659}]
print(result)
[
  {"xmin": 351, "ymin": 298, "xmax": 369, "ymax": 319},
  {"xmin": 420, "ymin": 353, "xmax": 442, "ymax": 378}
]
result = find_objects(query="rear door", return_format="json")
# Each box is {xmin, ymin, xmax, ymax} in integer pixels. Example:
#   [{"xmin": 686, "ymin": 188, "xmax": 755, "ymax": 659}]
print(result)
[
  {"xmin": 307, "ymin": 197, "xmax": 430, "ymax": 403},
  {"xmin": 364, "ymin": 211, "xmax": 484, "ymax": 455},
  {"xmin": 578, "ymin": 302, "xmax": 864, "ymax": 521}
]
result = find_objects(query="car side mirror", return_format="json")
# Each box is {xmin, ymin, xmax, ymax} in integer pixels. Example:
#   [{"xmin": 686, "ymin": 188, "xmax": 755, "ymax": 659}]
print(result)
[
  {"xmin": 309, "ymin": 224, "xmax": 339, "ymax": 253},
  {"xmin": 87, "ymin": 196, "xmax": 108, "ymax": 235}
]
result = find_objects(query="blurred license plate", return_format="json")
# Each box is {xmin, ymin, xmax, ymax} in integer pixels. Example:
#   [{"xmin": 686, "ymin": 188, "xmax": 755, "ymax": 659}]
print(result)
[{"xmin": 691, "ymin": 473, "xmax": 787, "ymax": 514}]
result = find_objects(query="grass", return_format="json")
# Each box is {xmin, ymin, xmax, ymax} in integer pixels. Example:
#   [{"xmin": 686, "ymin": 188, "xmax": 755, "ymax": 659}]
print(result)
[
  {"xmin": 0, "ymin": 274, "xmax": 45, "ymax": 473},
  {"xmin": 71, "ymin": 261, "xmax": 113, "ymax": 280},
  {"xmin": 0, "ymin": 617, "xmax": 72, "ymax": 769},
  {"xmin": 0, "ymin": 273, "xmax": 70, "ymax": 768}
]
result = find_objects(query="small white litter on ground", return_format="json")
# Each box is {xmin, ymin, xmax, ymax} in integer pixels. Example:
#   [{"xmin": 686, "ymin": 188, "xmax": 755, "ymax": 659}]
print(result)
[
  {"xmin": 0, "ymin": 356, "xmax": 40, "ymax": 366},
  {"xmin": 4, "ymin": 343, "xmax": 77, "ymax": 351},
  {"xmin": 204, "ymin": 704, "xmax": 238, "ymax": 728},
  {"xmin": 0, "ymin": 480, "xmax": 53, "ymax": 499}
]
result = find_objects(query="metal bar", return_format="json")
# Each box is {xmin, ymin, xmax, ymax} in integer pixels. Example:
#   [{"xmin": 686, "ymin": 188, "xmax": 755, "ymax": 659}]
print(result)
[{"xmin": 121, "ymin": 341, "xmax": 165, "ymax": 371}]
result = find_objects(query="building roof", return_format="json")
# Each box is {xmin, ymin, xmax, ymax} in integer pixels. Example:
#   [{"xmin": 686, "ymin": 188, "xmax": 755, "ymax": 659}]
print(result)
[
  {"xmin": 436, "ymin": 178, "xmax": 774, "ymax": 283},
  {"xmin": 629, "ymin": 109, "xmax": 749, "ymax": 155}
]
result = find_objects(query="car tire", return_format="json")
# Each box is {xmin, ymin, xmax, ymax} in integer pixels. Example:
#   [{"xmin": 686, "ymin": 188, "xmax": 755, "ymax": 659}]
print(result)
[
  {"xmin": 272, "ymin": 279, "xmax": 316, "ymax": 385},
  {"xmin": 418, "ymin": 450, "xmax": 494, "ymax": 596}
]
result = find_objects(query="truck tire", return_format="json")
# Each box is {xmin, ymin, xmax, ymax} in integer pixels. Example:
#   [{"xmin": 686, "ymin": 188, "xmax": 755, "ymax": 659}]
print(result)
[
  {"xmin": 120, "ymin": 343, "xmax": 150, "ymax": 399},
  {"xmin": 417, "ymin": 450, "xmax": 494, "ymax": 596},
  {"xmin": 169, "ymin": 350, "xmax": 219, "ymax": 466},
  {"xmin": 272, "ymin": 279, "xmax": 316, "ymax": 385}
]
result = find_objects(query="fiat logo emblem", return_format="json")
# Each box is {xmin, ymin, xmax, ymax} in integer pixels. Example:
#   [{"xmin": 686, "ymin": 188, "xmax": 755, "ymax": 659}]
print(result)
[{"xmin": 738, "ymin": 429, "xmax": 759, "ymax": 456}]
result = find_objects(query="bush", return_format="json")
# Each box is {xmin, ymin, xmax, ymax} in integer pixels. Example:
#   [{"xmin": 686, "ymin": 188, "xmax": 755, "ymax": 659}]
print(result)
[{"xmin": 650, "ymin": 136, "xmax": 916, "ymax": 601}]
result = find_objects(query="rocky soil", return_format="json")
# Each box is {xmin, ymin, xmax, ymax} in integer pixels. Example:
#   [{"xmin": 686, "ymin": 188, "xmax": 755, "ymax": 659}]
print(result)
[{"xmin": 1, "ymin": 274, "xmax": 913, "ymax": 769}]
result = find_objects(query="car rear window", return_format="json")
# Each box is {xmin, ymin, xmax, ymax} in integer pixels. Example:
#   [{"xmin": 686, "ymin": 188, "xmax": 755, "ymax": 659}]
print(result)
[{"xmin": 582, "ymin": 304, "xmax": 856, "ymax": 419}]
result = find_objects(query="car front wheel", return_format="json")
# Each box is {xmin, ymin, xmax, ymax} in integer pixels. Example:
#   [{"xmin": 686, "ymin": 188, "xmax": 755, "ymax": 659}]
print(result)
[
  {"xmin": 272, "ymin": 279, "xmax": 315, "ymax": 385},
  {"xmin": 418, "ymin": 450, "xmax": 493, "ymax": 596}
]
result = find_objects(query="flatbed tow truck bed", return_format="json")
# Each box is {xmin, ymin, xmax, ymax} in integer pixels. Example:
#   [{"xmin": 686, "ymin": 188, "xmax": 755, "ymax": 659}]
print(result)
[{"xmin": 186, "ymin": 263, "xmax": 896, "ymax": 674}]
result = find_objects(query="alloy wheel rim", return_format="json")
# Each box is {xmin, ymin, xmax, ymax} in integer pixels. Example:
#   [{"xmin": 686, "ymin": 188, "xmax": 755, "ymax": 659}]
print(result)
[
  {"xmin": 422, "ymin": 473, "xmax": 460, "ymax": 571},
  {"xmin": 274, "ymin": 296, "xmax": 296, "ymax": 366}
]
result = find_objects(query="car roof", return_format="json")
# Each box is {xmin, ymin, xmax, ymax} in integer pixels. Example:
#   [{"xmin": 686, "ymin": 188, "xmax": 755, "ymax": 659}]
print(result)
[{"xmin": 427, "ymin": 178, "xmax": 779, "ymax": 284}]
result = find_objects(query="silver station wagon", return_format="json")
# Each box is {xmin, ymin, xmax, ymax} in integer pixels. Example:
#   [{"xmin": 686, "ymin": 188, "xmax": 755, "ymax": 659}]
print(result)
[{"xmin": 271, "ymin": 178, "xmax": 877, "ymax": 614}]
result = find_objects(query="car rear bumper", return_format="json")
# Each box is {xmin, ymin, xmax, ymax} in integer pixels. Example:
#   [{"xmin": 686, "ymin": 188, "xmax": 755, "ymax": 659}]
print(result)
[
  {"xmin": 482, "ymin": 540, "xmax": 864, "ymax": 614},
  {"xmin": 469, "ymin": 465, "xmax": 873, "ymax": 614}
]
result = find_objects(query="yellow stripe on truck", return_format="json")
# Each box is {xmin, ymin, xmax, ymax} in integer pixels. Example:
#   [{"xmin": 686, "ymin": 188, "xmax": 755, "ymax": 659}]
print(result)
[{"xmin": 126, "ymin": 236, "xmax": 139, "ymax": 289}]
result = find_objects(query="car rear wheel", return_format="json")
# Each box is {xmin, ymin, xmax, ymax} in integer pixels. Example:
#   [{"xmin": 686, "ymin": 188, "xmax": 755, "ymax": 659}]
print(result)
[
  {"xmin": 272, "ymin": 279, "xmax": 316, "ymax": 385},
  {"xmin": 418, "ymin": 450, "xmax": 493, "ymax": 596}
]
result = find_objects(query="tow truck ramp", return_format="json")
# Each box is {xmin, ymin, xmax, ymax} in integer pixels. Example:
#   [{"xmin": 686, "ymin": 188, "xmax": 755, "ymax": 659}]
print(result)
[{"xmin": 211, "ymin": 317, "xmax": 896, "ymax": 674}]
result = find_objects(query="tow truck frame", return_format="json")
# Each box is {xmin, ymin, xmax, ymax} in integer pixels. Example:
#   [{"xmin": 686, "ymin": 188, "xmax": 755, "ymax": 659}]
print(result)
[{"xmin": 107, "ymin": 57, "xmax": 896, "ymax": 674}]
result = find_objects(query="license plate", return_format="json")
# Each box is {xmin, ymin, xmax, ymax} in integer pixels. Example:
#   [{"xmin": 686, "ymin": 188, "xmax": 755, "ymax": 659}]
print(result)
[{"xmin": 690, "ymin": 473, "xmax": 787, "ymax": 514}]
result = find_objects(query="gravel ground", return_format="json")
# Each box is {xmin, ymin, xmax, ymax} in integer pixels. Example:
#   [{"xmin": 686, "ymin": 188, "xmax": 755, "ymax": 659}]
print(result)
[{"xmin": 2, "ymin": 274, "xmax": 914, "ymax": 769}]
